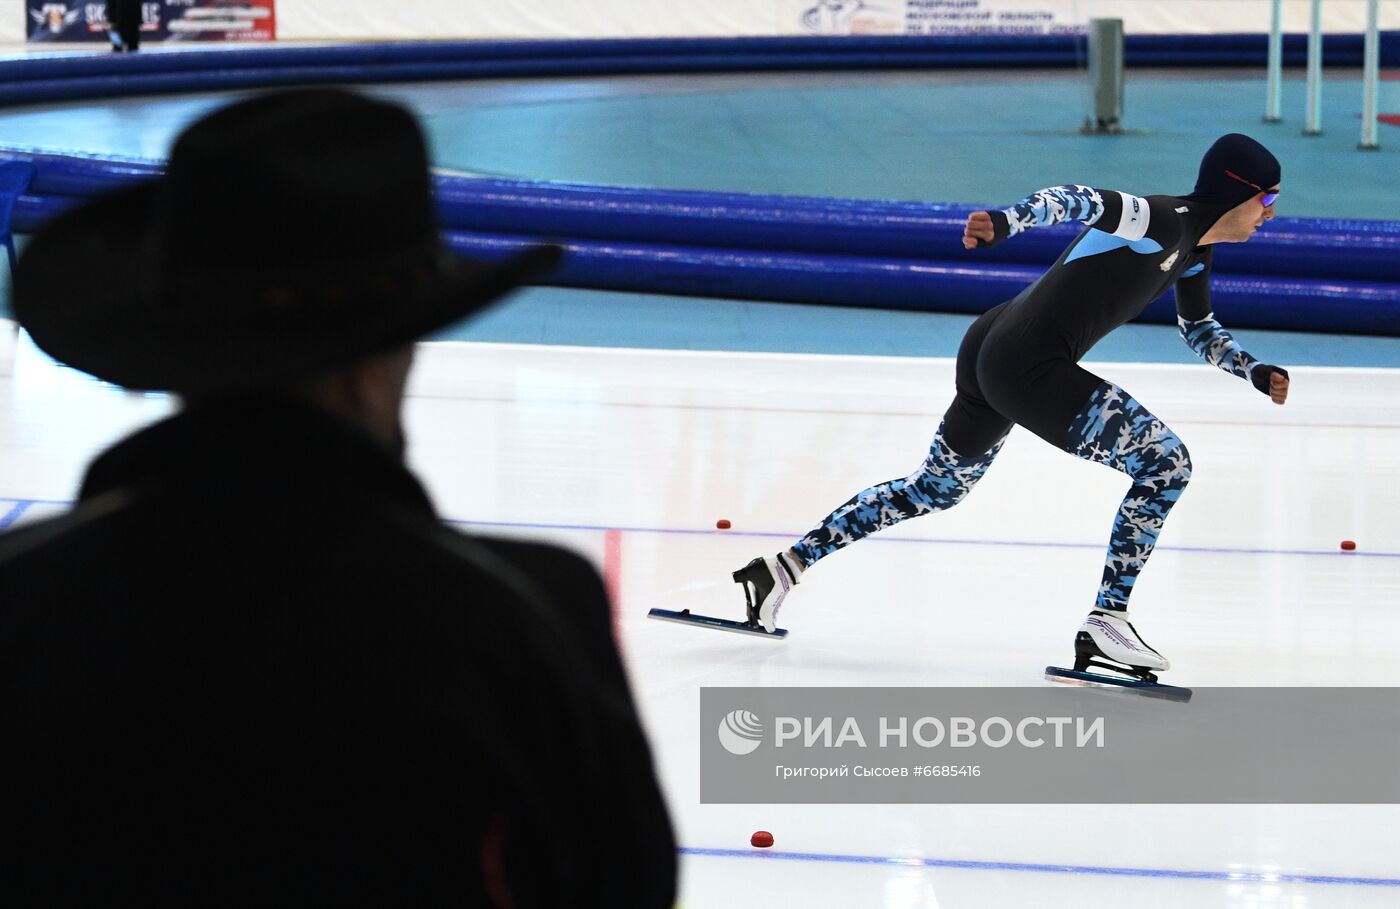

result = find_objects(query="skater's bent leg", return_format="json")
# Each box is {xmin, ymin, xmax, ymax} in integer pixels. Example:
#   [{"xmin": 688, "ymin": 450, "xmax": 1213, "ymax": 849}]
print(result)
[
  {"xmin": 1064, "ymin": 380, "xmax": 1192, "ymax": 612},
  {"xmin": 789, "ymin": 398, "xmax": 1011, "ymax": 567}
]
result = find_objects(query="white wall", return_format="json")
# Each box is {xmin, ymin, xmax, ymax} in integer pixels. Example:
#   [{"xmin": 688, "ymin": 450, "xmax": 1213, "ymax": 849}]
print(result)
[
  {"xmin": 273, "ymin": 0, "xmax": 1400, "ymax": 41},
  {"xmin": 1, "ymin": 1, "xmax": 24, "ymax": 43},
  {"xmin": 3, "ymin": 0, "xmax": 1396, "ymax": 46},
  {"xmin": 278, "ymin": 0, "xmax": 778, "ymax": 40}
]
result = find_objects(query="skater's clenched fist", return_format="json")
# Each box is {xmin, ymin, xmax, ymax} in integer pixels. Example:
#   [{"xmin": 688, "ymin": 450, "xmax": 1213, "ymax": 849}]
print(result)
[
  {"xmin": 963, "ymin": 211, "xmax": 995, "ymax": 249},
  {"xmin": 1252, "ymin": 365, "xmax": 1290, "ymax": 405}
]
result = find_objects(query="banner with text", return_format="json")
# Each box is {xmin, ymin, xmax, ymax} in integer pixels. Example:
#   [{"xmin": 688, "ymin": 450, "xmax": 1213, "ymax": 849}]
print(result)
[
  {"xmin": 783, "ymin": 1, "xmax": 1400, "ymax": 37},
  {"xmin": 26, "ymin": 1, "xmax": 275, "ymax": 43},
  {"xmin": 19, "ymin": 1, "xmax": 1399, "ymax": 45}
]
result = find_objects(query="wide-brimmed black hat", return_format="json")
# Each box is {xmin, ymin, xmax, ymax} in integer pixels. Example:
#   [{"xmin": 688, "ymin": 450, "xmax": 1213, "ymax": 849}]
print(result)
[{"xmin": 12, "ymin": 88, "xmax": 561, "ymax": 393}]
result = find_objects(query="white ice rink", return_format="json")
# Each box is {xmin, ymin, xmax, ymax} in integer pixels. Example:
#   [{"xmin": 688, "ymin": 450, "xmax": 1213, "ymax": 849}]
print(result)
[{"xmin": 3, "ymin": 329, "xmax": 1398, "ymax": 907}]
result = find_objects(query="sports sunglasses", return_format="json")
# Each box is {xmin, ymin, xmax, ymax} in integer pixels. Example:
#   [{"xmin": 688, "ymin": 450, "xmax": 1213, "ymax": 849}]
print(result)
[{"xmin": 1225, "ymin": 170, "xmax": 1279, "ymax": 206}]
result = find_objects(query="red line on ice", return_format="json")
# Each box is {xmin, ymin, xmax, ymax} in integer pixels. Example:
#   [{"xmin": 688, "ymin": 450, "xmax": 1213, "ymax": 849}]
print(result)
[{"xmin": 603, "ymin": 528, "xmax": 623, "ymax": 646}]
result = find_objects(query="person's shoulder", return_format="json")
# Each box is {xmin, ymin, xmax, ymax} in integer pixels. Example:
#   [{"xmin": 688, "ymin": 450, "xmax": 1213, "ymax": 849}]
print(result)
[
  {"xmin": 452, "ymin": 534, "xmax": 621, "ymax": 665},
  {"xmin": 389, "ymin": 513, "xmax": 598, "ymax": 585},
  {"xmin": 0, "ymin": 490, "xmax": 141, "ymax": 571},
  {"xmin": 1142, "ymin": 195, "xmax": 1189, "ymax": 218},
  {"xmin": 1142, "ymin": 195, "xmax": 1189, "ymax": 246},
  {"xmin": 471, "ymin": 536, "xmax": 601, "ymax": 581},
  {"xmin": 432, "ymin": 530, "xmax": 610, "ymax": 615},
  {"xmin": 385, "ymin": 518, "xmax": 611, "ymax": 626}
]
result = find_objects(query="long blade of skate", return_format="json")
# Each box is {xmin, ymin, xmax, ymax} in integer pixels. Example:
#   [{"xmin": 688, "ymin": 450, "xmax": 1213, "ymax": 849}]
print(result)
[
  {"xmin": 1044, "ymin": 666, "xmax": 1192, "ymax": 703},
  {"xmin": 647, "ymin": 608, "xmax": 787, "ymax": 639}
]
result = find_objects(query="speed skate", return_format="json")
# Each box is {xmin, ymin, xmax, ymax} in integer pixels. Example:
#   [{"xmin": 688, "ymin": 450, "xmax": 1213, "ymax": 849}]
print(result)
[
  {"xmin": 646, "ymin": 608, "xmax": 788, "ymax": 638},
  {"xmin": 646, "ymin": 554, "xmax": 795, "ymax": 638},
  {"xmin": 1045, "ymin": 609, "xmax": 1192, "ymax": 702}
]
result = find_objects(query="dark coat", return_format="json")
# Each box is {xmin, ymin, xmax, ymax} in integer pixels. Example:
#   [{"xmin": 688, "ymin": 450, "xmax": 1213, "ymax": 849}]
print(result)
[
  {"xmin": 0, "ymin": 397, "xmax": 675, "ymax": 907},
  {"xmin": 105, "ymin": 0, "xmax": 142, "ymax": 49}
]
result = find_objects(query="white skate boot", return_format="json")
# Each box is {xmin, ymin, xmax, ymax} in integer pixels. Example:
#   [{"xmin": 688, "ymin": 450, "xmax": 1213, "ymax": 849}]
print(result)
[
  {"xmin": 1076, "ymin": 609, "xmax": 1170, "ymax": 674},
  {"xmin": 732, "ymin": 554, "xmax": 799, "ymax": 633},
  {"xmin": 1046, "ymin": 610, "xmax": 1188, "ymax": 701}
]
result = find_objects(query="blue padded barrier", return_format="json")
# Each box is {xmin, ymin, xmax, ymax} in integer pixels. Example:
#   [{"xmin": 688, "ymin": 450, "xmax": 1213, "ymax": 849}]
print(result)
[
  {"xmin": 0, "ymin": 37, "xmax": 1097, "ymax": 83},
  {"xmin": 2, "ymin": 35, "xmax": 1397, "ymax": 110},
  {"xmin": 1213, "ymin": 219, "xmax": 1400, "ymax": 284},
  {"xmin": 4, "ymin": 152, "xmax": 1399, "ymax": 335},
  {"xmin": 1145, "ymin": 276, "xmax": 1400, "ymax": 336},
  {"xmin": 12, "ymin": 193, "xmax": 79, "ymax": 225},
  {"xmin": 443, "ymin": 230, "xmax": 1042, "ymax": 312},
  {"xmin": 1, "ymin": 34, "xmax": 1394, "ymax": 82},
  {"xmin": 430, "ymin": 176, "xmax": 1400, "ymax": 284},
  {"xmin": 431, "ymin": 178, "xmax": 969, "ymax": 262},
  {"xmin": 0, "ymin": 52, "xmax": 1089, "ymax": 108},
  {"xmin": 441, "ymin": 231, "xmax": 1400, "ymax": 336},
  {"xmin": 10, "ymin": 147, "xmax": 1400, "ymax": 286},
  {"xmin": 1129, "ymin": 32, "xmax": 1397, "ymax": 66},
  {"xmin": 0, "ymin": 151, "xmax": 160, "ymax": 197},
  {"xmin": 946, "ymin": 218, "xmax": 1400, "ymax": 284}
]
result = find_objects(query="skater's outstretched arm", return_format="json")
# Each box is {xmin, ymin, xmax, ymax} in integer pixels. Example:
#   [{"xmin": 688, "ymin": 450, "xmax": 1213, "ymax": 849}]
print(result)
[
  {"xmin": 962, "ymin": 185, "xmax": 1148, "ymax": 249},
  {"xmin": 1175, "ymin": 259, "xmax": 1290, "ymax": 405}
]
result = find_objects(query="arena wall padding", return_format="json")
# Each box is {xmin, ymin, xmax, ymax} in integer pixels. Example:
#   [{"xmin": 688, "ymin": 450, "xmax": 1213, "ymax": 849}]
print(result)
[
  {"xmin": 11, "ymin": 151, "xmax": 161, "ymax": 197},
  {"xmin": 13, "ymin": 155, "xmax": 1397, "ymax": 289},
  {"xmin": 439, "ymin": 231, "xmax": 1400, "ymax": 336},
  {"xmin": 1, "ymin": 35, "xmax": 1397, "ymax": 109},
  {"xmin": 5, "ymin": 145, "xmax": 1398, "ymax": 336},
  {"xmin": 430, "ymin": 177, "xmax": 1400, "ymax": 284}
]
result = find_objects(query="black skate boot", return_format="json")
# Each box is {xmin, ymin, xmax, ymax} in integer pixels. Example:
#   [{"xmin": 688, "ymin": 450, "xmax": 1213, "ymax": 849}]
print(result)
[{"xmin": 732, "ymin": 554, "xmax": 798, "ymax": 633}]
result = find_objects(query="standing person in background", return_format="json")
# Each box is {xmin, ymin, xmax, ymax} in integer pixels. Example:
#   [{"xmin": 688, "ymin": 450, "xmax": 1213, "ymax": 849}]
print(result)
[
  {"xmin": 0, "ymin": 89, "xmax": 675, "ymax": 907},
  {"xmin": 733, "ymin": 134, "xmax": 1288, "ymax": 685},
  {"xmin": 106, "ymin": 0, "xmax": 143, "ymax": 52}
]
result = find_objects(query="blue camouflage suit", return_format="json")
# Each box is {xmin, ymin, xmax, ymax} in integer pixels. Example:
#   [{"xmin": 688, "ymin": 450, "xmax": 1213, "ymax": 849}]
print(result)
[{"xmin": 792, "ymin": 184, "xmax": 1273, "ymax": 612}]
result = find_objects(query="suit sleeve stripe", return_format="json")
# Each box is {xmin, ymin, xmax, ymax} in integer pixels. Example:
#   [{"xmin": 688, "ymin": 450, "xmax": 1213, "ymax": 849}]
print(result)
[{"xmin": 1110, "ymin": 192, "xmax": 1150, "ymax": 241}]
